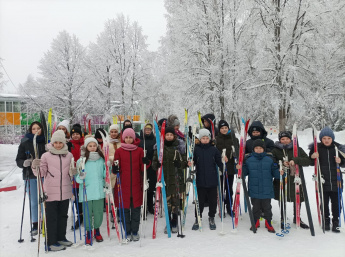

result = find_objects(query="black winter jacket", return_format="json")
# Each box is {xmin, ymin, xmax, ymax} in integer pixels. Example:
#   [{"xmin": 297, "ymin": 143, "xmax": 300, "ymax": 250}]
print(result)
[
  {"xmin": 215, "ymin": 132, "xmax": 239, "ymax": 175},
  {"xmin": 308, "ymin": 142, "xmax": 345, "ymax": 192},
  {"xmin": 194, "ymin": 143, "xmax": 223, "ymax": 188},
  {"xmin": 245, "ymin": 121, "xmax": 274, "ymax": 154},
  {"xmin": 16, "ymin": 135, "xmax": 46, "ymax": 180}
]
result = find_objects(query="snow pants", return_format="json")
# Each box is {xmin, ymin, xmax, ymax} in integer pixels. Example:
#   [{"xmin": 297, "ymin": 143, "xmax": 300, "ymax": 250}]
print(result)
[
  {"xmin": 124, "ymin": 198, "xmax": 141, "ymax": 234},
  {"xmin": 251, "ymin": 198, "xmax": 272, "ymax": 221},
  {"xmin": 324, "ymin": 191, "xmax": 339, "ymax": 224},
  {"xmin": 195, "ymin": 186, "xmax": 217, "ymax": 218},
  {"xmin": 83, "ymin": 199, "xmax": 104, "ymax": 231},
  {"xmin": 45, "ymin": 199, "xmax": 69, "ymax": 245}
]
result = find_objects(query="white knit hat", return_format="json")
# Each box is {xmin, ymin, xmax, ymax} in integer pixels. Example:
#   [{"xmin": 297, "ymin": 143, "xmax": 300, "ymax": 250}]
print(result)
[
  {"xmin": 57, "ymin": 120, "xmax": 70, "ymax": 132},
  {"xmin": 51, "ymin": 130, "xmax": 66, "ymax": 144},
  {"xmin": 84, "ymin": 136, "xmax": 98, "ymax": 148},
  {"xmin": 109, "ymin": 124, "xmax": 120, "ymax": 133},
  {"xmin": 199, "ymin": 129, "xmax": 211, "ymax": 140}
]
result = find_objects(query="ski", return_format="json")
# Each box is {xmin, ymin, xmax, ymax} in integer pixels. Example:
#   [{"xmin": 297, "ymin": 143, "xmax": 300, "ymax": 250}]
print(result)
[
  {"xmin": 300, "ymin": 165, "xmax": 315, "ymax": 236},
  {"xmin": 292, "ymin": 123, "xmax": 301, "ymax": 228},
  {"xmin": 152, "ymin": 120, "xmax": 171, "ymax": 238},
  {"xmin": 234, "ymin": 119, "xmax": 250, "ymax": 229},
  {"xmin": 140, "ymin": 126, "xmax": 148, "ymax": 246},
  {"xmin": 311, "ymin": 124, "xmax": 325, "ymax": 232}
]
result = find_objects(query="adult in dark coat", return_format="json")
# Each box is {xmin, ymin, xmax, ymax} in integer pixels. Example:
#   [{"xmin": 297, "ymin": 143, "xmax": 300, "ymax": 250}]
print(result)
[
  {"xmin": 201, "ymin": 113, "xmax": 218, "ymax": 138},
  {"xmin": 309, "ymin": 126, "xmax": 345, "ymax": 232},
  {"xmin": 271, "ymin": 131, "xmax": 312, "ymax": 229},
  {"xmin": 16, "ymin": 121, "xmax": 46, "ymax": 235},
  {"xmin": 215, "ymin": 120, "xmax": 239, "ymax": 213},
  {"xmin": 245, "ymin": 121, "xmax": 274, "ymax": 154},
  {"xmin": 139, "ymin": 123, "xmax": 156, "ymax": 214}
]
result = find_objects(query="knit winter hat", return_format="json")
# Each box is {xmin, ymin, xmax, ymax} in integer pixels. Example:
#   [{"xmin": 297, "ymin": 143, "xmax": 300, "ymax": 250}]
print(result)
[
  {"xmin": 122, "ymin": 128, "xmax": 135, "ymax": 141},
  {"xmin": 84, "ymin": 136, "xmax": 98, "ymax": 148},
  {"xmin": 51, "ymin": 130, "xmax": 66, "ymax": 144},
  {"xmin": 319, "ymin": 126, "xmax": 335, "ymax": 141},
  {"xmin": 252, "ymin": 139, "xmax": 266, "ymax": 151},
  {"xmin": 144, "ymin": 123, "xmax": 153, "ymax": 130},
  {"xmin": 165, "ymin": 126, "xmax": 176, "ymax": 135},
  {"xmin": 57, "ymin": 120, "xmax": 70, "ymax": 132},
  {"xmin": 158, "ymin": 118, "xmax": 167, "ymax": 127},
  {"xmin": 95, "ymin": 128, "xmax": 106, "ymax": 139},
  {"xmin": 278, "ymin": 131, "xmax": 292, "ymax": 141},
  {"xmin": 168, "ymin": 114, "xmax": 180, "ymax": 127},
  {"xmin": 199, "ymin": 129, "xmax": 211, "ymax": 140},
  {"xmin": 109, "ymin": 124, "xmax": 120, "ymax": 133},
  {"xmin": 218, "ymin": 120, "xmax": 229, "ymax": 130},
  {"xmin": 71, "ymin": 124, "xmax": 83, "ymax": 137}
]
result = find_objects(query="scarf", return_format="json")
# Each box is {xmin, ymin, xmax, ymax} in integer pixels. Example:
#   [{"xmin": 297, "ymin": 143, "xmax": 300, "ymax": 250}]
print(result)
[
  {"xmin": 88, "ymin": 152, "xmax": 101, "ymax": 161},
  {"xmin": 176, "ymin": 129, "xmax": 185, "ymax": 139},
  {"xmin": 274, "ymin": 141, "xmax": 293, "ymax": 150},
  {"xmin": 109, "ymin": 138, "xmax": 120, "ymax": 144},
  {"xmin": 25, "ymin": 133, "xmax": 45, "ymax": 143},
  {"xmin": 121, "ymin": 143, "xmax": 138, "ymax": 151}
]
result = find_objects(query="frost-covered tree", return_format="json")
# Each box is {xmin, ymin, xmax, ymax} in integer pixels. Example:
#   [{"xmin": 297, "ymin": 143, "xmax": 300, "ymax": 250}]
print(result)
[{"xmin": 23, "ymin": 31, "xmax": 88, "ymax": 120}]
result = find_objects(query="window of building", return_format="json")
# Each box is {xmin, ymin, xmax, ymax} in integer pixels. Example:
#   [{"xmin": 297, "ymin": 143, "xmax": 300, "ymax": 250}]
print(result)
[
  {"xmin": 0, "ymin": 102, "xmax": 4, "ymax": 112},
  {"xmin": 6, "ymin": 102, "xmax": 13, "ymax": 112},
  {"xmin": 13, "ymin": 102, "xmax": 21, "ymax": 112}
]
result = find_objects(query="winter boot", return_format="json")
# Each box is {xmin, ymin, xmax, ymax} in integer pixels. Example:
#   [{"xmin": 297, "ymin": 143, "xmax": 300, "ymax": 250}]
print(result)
[
  {"xmin": 31, "ymin": 222, "xmax": 38, "ymax": 236},
  {"xmin": 325, "ymin": 218, "xmax": 331, "ymax": 231},
  {"xmin": 57, "ymin": 239, "xmax": 73, "ymax": 247},
  {"xmin": 332, "ymin": 219, "xmax": 340, "ymax": 233},
  {"xmin": 293, "ymin": 217, "xmax": 310, "ymax": 229},
  {"xmin": 46, "ymin": 243, "xmax": 66, "ymax": 252},
  {"xmin": 209, "ymin": 217, "xmax": 216, "ymax": 230},
  {"xmin": 250, "ymin": 219, "xmax": 260, "ymax": 231},
  {"xmin": 85, "ymin": 230, "xmax": 92, "ymax": 245},
  {"xmin": 132, "ymin": 232, "xmax": 140, "ymax": 241},
  {"xmin": 164, "ymin": 226, "xmax": 168, "ymax": 234},
  {"xmin": 71, "ymin": 215, "xmax": 83, "ymax": 231},
  {"xmin": 171, "ymin": 215, "xmax": 178, "ymax": 233},
  {"xmin": 94, "ymin": 228, "xmax": 103, "ymax": 242},
  {"xmin": 265, "ymin": 220, "xmax": 275, "ymax": 233},
  {"xmin": 192, "ymin": 218, "xmax": 200, "ymax": 230}
]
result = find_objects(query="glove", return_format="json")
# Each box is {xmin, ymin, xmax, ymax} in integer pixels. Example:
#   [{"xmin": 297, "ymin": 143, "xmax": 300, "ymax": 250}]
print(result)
[
  {"xmin": 107, "ymin": 160, "xmax": 112, "ymax": 167},
  {"xmin": 142, "ymin": 157, "xmax": 150, "ymax": 165},
  {"xmin": 31, "ymin": 159, "xmax": 41, "ymax": 168},
  {"xmin": 23, "ymin": 159, "xmax": 33, "ymax": 168},
  {"xmin": 112, "ymin": 165, "xmax": 119, "ymax": 174},
  {"xmin": 188, "ymin": 126, "xmax": 193, "ymax": 139},
  {"xmin": 79, "ymin": 172, "xmax": 87, "ymax": 180},
  {"xmin": 173, "ymin": 159, "xmax": 181, "ymax": 168},
  {"xmin": 156, "ymin": 162, "xmax": 161, "ymax": 168},
  {"xmin": 69, "ymin": 167, "xmax": 78, "ymax": 176}
]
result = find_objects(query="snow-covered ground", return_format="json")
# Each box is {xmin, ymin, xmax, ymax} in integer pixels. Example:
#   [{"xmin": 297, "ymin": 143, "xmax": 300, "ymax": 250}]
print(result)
[{"xmin": 1, "ymin": 129, "xmax": 345, "ymax": 257}]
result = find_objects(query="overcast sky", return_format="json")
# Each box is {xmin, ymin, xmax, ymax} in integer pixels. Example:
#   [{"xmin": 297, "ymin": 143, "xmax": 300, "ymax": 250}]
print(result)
[{"xmin": 0, "ymin": 0, "xmax": 167, "ymax": 93}]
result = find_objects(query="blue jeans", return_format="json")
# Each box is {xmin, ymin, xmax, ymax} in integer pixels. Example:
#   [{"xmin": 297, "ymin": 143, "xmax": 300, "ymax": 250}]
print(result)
[{"xmin": 25, "ymin": 179, "xmax": 38, "ymax": 223}]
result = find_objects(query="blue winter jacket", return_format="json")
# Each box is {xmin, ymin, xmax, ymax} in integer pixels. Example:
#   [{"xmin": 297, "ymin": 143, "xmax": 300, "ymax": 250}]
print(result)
[
  {"xmin": 242, "ymin": 152, "xmax": 281, "ymax": 199},
  {"xmin": 194, "ymin": 143, "xmax": 223, "ymax": 188},
  {"xmin": 76, "ymin": 157, "xmax": 106, "ymax": 202}
]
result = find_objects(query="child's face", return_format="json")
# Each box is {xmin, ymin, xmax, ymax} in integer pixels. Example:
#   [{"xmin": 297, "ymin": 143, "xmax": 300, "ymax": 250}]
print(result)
[
  {"xmin": 254, "ymin": 146, "xmax": 264, "ymax": 153},
  {"xmin": 144, "ymin": 128, "xmax": 152, "ymax": 135},
  {"xmin": 53, "ymin": 141, "xmax": 64, "ymax": 150},
  {"xmin": 72, "ymin": 133, "xmax": 81, "ymax": 140},
  {"xmin": 87, "ymin": 142, "xmax": 98, "ymax": 152},
  {"xmin": 110, "ymin": 129, "xmax": 119, "ymax": 139},
  {"xmin": 252, "ymin": 131, "xmax": 261, "ymax": 137},
  {"xmin": 125, "ymin": 136, "xmax": 134, "ymax": 144},
  {"xmin": 165, "ymin": 133, "xmax": 174, "ymax": 141},
  {"xmin": 31, "ymin": 124, "xmax": 41, "ymax": 135},
  {"xmin": 280, "ymin": 137, "xmax": 291, "ymax": 145},
  {"xmin": 321, "ymin": 136, "xmax": 333, "ymax": 146},
  {"xmin": 220, "ymin": 126, "xmax": 229, "ymax": 135},
  {"xmin": 200, "ymin": 136, "xmax": 210, "ymax": 144},
  {"xmin": 203, "ymin": 120, "xmax": 210, "ymax": 128},
  {"xmin": 57, "ymin": 126, "xmax": 67, "ymax": 134}
]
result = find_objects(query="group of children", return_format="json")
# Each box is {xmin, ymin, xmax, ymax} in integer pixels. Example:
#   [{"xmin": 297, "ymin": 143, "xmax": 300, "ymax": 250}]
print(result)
[{"xmin": 16, "ymin": 115, "xmax": 344, "ymax": 251}]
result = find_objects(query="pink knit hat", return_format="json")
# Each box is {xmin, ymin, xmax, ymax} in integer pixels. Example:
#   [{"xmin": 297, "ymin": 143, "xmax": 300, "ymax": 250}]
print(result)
[{"xmin": 122, "ymin": 128, "xmax": 135, "ymax": 141}]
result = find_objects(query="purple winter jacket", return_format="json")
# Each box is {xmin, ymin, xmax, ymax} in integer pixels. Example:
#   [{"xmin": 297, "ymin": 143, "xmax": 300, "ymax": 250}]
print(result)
[{"xmin": 36, "ymin": 151, "xmax": 73, "ymax": 202}]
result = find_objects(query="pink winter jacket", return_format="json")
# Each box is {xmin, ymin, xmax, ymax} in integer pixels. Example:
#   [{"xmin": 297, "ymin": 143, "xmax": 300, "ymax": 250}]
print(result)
[{"xmin": 36, "ymin": 152, "xmax": 73, "ymax": 202}]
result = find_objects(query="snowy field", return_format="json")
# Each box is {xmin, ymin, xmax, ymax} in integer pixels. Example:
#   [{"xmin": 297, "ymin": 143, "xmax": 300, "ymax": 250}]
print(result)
[{"xmin": 1, "ymin": 129, "xmax": 345, "ymax": 257}]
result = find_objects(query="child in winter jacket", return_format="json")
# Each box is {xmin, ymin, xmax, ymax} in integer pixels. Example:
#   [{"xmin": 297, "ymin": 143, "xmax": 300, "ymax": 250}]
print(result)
[
  {"xmin": 112, "ymin": 128, "xmax": 148, "ymax": 241},
  {"xmin": 188, "ymin": 129, "xmax": 226, "ymax": 230},
  {"xmin": 57, "ymin": 120, "xmax": 72, "ymax": 151},
  {"xmin": 76, "ymin": 136, "xmax": 106, "ymax": 245},
  {"xmin": 215, "ymin": 120, "xmax": 239, "ymax": 214},
  {"xmin": 69, "ymin": 124, "xmax": 84, "ymax": 230},
  {"xmin": 32, "ymin": 130, "xmax": 75, "ymax": 251},
  {"xmin": 245, "ymin": 121, "xmax": 274, "ymax": 154},
  {"xmin": 271, "ymin": 131, "xmax": 312, "ymax": 229},
  {"xmin": 238, "ymin": 139, "xmax": 283, "ymax": 233},
  {"xmin": 309, "ymin": 126, "xmax": 345, "ymax": 232},
  {"xmin": 152, "ymin": 126, "xmax": 187, "ymax": 233}
]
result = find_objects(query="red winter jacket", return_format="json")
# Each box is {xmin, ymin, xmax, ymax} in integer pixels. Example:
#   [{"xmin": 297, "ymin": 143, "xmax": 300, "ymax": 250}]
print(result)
[
  {"xmin": 70, "ymin": 138, "xmax": 84, "ymax": 188},
  {"xmin": 114, "ymin": 139, "xmax": 144, "ymax": 209}
]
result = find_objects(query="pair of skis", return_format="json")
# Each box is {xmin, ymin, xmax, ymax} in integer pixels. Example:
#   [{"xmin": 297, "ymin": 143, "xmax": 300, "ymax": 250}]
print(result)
[{"xmin": 152, "ymin": 120, "xmax": 171, "ymax": 238}]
